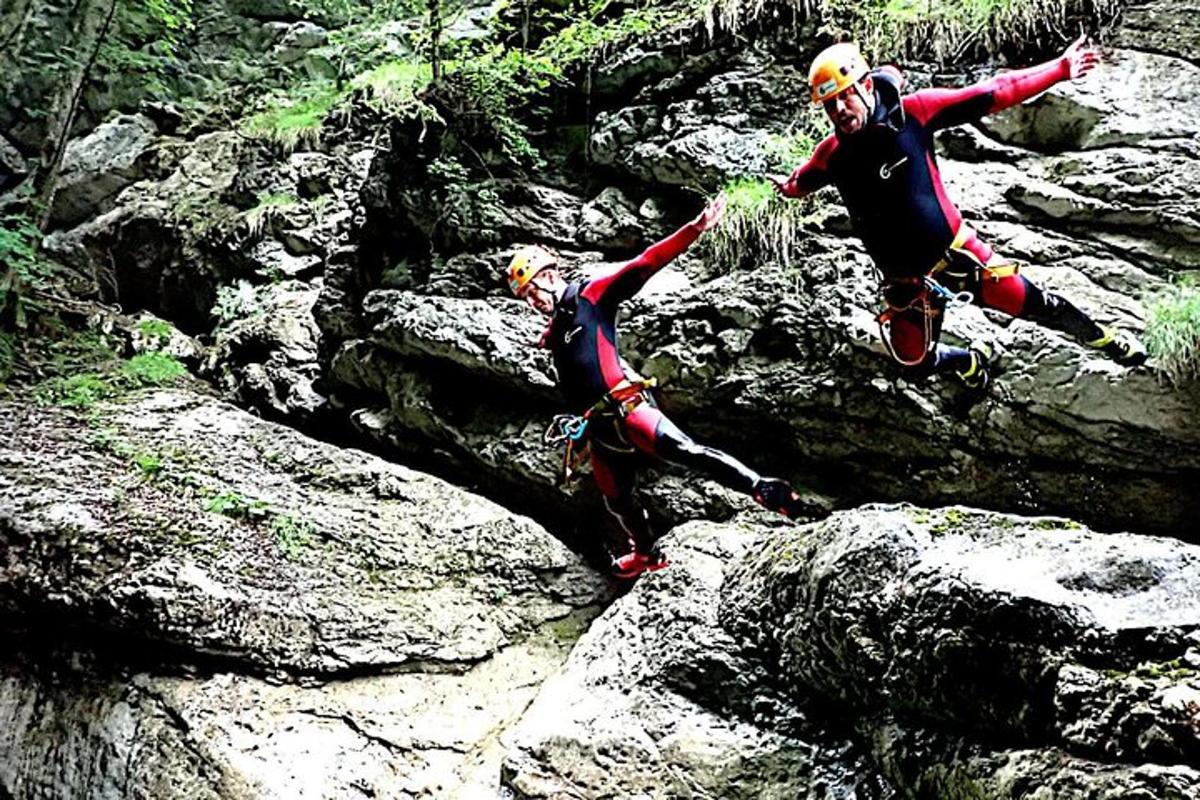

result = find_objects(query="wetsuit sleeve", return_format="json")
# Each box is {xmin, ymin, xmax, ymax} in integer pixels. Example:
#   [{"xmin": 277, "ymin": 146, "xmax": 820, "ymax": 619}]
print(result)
[
  {"xmin": 581, "ymin": 220, "xmax": 702, "ymax": 307},
  {"xmin": 907, "ymin": 56, "xmax": 1072, "ymax": 131},
  {"xmin": 780, "ymin": 135, "xmax": 837, "ymax": 198}
]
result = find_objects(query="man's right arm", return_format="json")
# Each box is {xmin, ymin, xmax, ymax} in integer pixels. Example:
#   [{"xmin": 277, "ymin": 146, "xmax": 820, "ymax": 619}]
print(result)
[{"xmin": 770, "ymin": 134, "xmax": 837, "ymax": 199}]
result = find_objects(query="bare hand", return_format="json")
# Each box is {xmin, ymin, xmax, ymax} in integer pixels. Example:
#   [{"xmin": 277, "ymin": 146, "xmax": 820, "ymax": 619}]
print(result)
[
  {"xmin": 1063, "ymin": 34, "xmax": 1099, "ymax": 80},
  {"xmin": 693, "ymin": 192, "xmax": 727, "ymax": 231},
  {"xmin": 766, "ymin": 174, "xmax": 789, "ymax": 196}
]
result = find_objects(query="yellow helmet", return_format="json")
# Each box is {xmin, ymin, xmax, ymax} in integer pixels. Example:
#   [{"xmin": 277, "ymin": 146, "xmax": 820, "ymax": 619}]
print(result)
[
  {"xmin": 507, "ymin": 245, "xmax": 557, "ymax": 296},
  {"xmin": 809, "ymin": 42, "xmax": 871, "ymax": 104}
]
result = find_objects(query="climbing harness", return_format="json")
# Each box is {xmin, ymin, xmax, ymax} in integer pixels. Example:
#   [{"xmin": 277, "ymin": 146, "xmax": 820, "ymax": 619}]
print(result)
[
  {"xmin": 543, "ymin": 378, "xmax": 658, "ymax": 484},
  {"xmin": 876, "ymin": 224, "xmax": 1021, "ymax": 365}
]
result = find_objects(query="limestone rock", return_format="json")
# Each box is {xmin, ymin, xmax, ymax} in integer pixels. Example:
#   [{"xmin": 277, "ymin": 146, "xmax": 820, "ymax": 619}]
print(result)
[
  {"xmin": 576, "ymin": 186, "xmax": 650, "ymax": 250},
  {"xmin": 502, "ymin": 520, "xmax": 882, "ymax": 799},
  {"xmin": 269, "ymin": 21, "xmax": 328, "ymax": 65},
  {"xmin": 724, "ymin": 504, "xmax": 1200, "ymax": 740},
  {"xmin": 49, "ymin": 114, "xmax": 158, "ymax": 228},
  {"xmin": 204, "ymin": 280, "xmax": 326, "ymax": 423},
  {"xmin": 0, "ymin": 390, "xmax": 608, "ymax": 675}
]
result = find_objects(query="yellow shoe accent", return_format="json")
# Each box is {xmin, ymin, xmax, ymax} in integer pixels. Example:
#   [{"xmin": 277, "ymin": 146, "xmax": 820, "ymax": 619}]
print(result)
[{"xmin": 1086, "ymin": 328, "xmax": 1114, "ymax": 349}]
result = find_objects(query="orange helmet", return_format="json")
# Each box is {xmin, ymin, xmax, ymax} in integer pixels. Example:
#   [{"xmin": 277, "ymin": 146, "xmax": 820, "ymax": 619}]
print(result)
[
  {"xmin": 809, "ymin": 42, "xmax": 871, "ymax": 104},
  {"xmin": 507, "ymin": 245, "xmax": 557, "ymax": 296}
]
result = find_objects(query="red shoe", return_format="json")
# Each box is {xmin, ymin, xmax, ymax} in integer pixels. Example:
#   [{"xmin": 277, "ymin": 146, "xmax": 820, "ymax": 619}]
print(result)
[{"xmin": 611, "ymin": 548, "xmax": 669, "ymax": 579}]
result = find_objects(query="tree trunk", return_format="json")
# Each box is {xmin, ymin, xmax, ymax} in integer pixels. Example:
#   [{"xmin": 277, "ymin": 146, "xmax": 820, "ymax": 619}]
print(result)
[
  {"xmin": 32, "ymin": 0, "xmax": 119, "ymax": 230},
  {"xmin": 429, "ymin": 0, "xmax": 442, "ymax": 81}
]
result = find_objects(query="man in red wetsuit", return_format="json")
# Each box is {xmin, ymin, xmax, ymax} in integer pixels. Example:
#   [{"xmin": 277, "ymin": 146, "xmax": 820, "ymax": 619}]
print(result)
[
  {"xmin": 507, "ymin": 195, "xmax": 813, "ymax": 579},
  {"xmin": 769, "ymin": 37, "xmax": 1147, "ymax": 389}
]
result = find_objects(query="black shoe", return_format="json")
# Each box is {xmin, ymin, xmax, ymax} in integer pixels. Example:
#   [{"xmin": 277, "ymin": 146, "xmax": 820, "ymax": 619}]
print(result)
[
  {"xmin": 753, "ymin": 477, "xmax": 812, "ymax": 519},
  {"xmin": 955, "ymin": 344, "xmax": 993, "ymax": 391},
  {"xmin": 1087, "ymin": 328, "xmax": 1147, "ymax": 367}
]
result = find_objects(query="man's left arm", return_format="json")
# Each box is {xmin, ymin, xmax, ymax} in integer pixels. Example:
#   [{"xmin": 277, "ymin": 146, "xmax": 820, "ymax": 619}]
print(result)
[
  {"xmin": 910, "ymin": 35, "xmax": 1098, "ymax": 130},
  {"xmin": 582, "ymin": 194, "xmax": 726, "ymax": 307}
]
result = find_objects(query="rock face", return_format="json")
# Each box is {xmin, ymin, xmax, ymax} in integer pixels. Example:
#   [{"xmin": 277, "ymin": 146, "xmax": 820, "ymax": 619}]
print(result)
[
  {"xmin": 723, "ymin": 504, "xmax": 1200, "ymax": 797},
  {"xmin": 0, "ymin": 389, "xmax": 610, "ymax": 797},
  {"xmin": 204, "ymin": 280, "xmax": 327, "ymax": 424},
  {"xmin": 323, "ymin": 29, "xmax": 1200, "ymax": 540},
  {"xmin": 501, "ymin": 518, "xmax": 885, "ymax": 799},
  {"xmin": 48, "ymin": 114, "xmax": 159, "ymax": 228}
]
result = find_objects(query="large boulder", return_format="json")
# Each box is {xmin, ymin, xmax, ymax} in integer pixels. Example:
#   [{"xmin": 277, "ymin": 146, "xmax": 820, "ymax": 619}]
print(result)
[
  {"xmin": 502, "ymin": 519, "xmax": 883, "ymax": 799},
  {"xmin": 204, "ymin": 280, "xmax": 327, "ymax": 423},
  {"xmin": 0, "ymin": 389, "xmax": 611, "ymax": 797},
  {"xmin": 48, "ymin": 114, "xmax": 159, "ymax": 228},
  {"xmin": 723, "ymin": 504, "xmax": 1200, "ymax": 794}
]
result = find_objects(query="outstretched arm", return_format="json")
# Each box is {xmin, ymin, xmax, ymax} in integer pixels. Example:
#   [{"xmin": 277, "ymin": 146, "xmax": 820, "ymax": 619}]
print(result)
[
  {"xmin": 908, "ymin": 35, "xmax": 1098, "ymax": 130},
  {"xmin": 582, "ymin": 194, "xmax": 726, "ymax": 307},
  {"xmin": 768, "ymin": 135, "xmax": 837, "ymax": 199}
]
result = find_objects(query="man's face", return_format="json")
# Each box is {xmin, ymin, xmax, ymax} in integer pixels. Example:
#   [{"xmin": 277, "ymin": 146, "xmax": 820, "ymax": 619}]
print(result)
[
  {"xmin": 520, "ymin": 268, "xmax": 562, "ymax": 315},
  {"xmin": 823, "ymin": 77, "xmax": 873, "ymax": 135}
]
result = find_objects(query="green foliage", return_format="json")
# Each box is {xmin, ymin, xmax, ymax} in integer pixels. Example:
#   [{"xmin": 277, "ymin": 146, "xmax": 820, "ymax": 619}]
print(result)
[
  {"xmin": 37, "ymin": 373, "xmax": 115, "ymax": 408},
  {"xmin": 244, "ymin": 82, "xmax": 345, "ymax": 151},
  {"xmin": 132, "ymin": 450, "xmax": 165, "ymax": 477},
  {"xmin": 536, "ymin": 1, "xmax": 698, "ymax": 70},
  {"xmin": 34, "ymin": 346, "xmax": 187, "ymax": 409},
  {"xmin": 1145, "ymin": 278, "xmax": 1200, "ymax": 385},
  {"xmin": 352, "ymin": 59, "xmax": 438, "ymax": 119},
  {"xmin": 203, "ymin": 489, "xmax": 270, "ymax": 520},
  {"xmin": 700, "ymin": 0, "xmax": 1121, "ymax": 64},
  {"xmin": 136, "ymin": 317, "xmax": 173, "ymax": 348},
  {"xmin": 1, "ymin": 214, "xmax": 52, "ymax": 329},
  {"xmin": 120, "ymin": 352, "xmax": 187, "ymax": 386},
  {"xmin": 421, "ymin": 156, "xmax": 508, "ymax": 246},
  {"xmin": 244, "ymin": 192, "xmax": 299, "ymax": 239},
  {"xmin": 439, "ymin": 47, "xmax": 559, "ymax": 166},
  {"xmin": 701, "ymin": 176, "xmax": 816, "ymax": 272},
  {"xmin": 271, "ymin": 514, "xmax": 318, "ymax": 560},
  {"xmin": 873, "ymin": 0, "xmax": 1122, "ymax": 63},
  {"xmin": 99, "ymin": 0, "xmax": 196, "ymax": 99}
]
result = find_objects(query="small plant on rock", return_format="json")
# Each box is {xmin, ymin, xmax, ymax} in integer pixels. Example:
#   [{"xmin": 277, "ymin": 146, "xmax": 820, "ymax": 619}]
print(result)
[
  {"xmin": 272, "ymin": 514, "xmax": 318, "ymax": 561},
  {"xmin": 244, "ymin": 82, "xmax": 345, "ymax": 151},
  {"xmin": 701, "ymin": 176, "xmax": 815, "ymax": 272},
  {"xmin": 204, "ymin": 490, "xmax": 270, "ymax": 520},
  {"xmin": 1145, "ymin": 277, "xmax": 1200, "ymax": 386}
]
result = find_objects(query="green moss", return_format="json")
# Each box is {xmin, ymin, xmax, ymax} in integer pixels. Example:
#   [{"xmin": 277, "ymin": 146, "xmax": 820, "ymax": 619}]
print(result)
[{"xmin": 929, "ymin": 507, "xmax": 966, "ymax": 537}]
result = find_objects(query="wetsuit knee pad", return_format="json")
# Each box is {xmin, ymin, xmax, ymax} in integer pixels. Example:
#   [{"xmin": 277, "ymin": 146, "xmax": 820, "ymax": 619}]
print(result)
[{"xmin": 980, "ymin": 273, "xmax": 1030, "ymax": 317}]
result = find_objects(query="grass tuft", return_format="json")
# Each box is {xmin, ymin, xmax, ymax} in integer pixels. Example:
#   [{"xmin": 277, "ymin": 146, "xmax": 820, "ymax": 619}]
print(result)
[
  {"xmin": 351, "ymin": 59, "xmax": 438, "ymax": 119},
  {"xmin": 244, "ymin": 83, "xmax": 344, "ymax": 152},
  {"xmin": 702, "ymin": 174, "xmax": 819, "ymax": 273},
  {"xmin": 1145, "ymin": 279, "xmax": 1200, "ymax": 385}
]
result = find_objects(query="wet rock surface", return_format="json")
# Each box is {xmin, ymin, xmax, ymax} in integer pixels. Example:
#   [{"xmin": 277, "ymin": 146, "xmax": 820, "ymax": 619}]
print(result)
[
  {"xmin": 0, "ymin": 389, "xmax": 610, "ymax": 798},
  {"xmin": 502, "ymin": 519, "xmax": 885, "ymax": 800}
]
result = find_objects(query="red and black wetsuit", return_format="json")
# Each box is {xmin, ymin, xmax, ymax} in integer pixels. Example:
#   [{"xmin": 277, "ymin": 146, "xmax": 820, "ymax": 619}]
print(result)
[
  {"xmin": 542, "ymin": 222, "xmax": 762, "ymax": 552},
  {"xmin": 782, "ymin": 59, "xmax": 1104, "ymax": 372}
]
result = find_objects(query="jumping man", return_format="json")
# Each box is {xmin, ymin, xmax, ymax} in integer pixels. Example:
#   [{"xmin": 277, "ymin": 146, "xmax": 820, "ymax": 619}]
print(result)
[
  {"xmin": 507, "ymin": 195, "xmax": 812, "ymax": 579},
  {"xmin": 769, "ymin": 36, "xmax": 1147, "ymax": 389}
]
